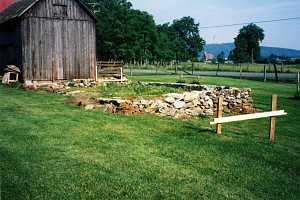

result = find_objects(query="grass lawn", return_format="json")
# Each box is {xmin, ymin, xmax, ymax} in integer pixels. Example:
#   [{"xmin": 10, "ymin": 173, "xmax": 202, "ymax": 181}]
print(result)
[{"xmin": 1, "ymin": 76, "xmax": 300, "ymax": 199}]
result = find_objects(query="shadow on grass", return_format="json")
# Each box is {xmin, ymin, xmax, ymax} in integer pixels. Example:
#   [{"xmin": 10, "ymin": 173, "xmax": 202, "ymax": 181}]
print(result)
[{"xmin": 0, "ymin": 147, "xmax": 32, "ymax": 200}]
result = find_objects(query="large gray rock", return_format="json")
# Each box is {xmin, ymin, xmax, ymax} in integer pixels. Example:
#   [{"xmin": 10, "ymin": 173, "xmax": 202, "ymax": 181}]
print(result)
[
  {"xmin": 85, "ymin": 104, "xmax": 95, "ymax": 110},
  {"xmin": 183, "ymin": 92, "xmax": 199, "ymax": 102},
  {"xmin": 185, "ymin": 107, "xmax": 204, "ymax": 116},
  {"xmin": 164, "ymin": 93, "xmax": 184, "ymax": 100},
  {"xmin": 207, "ymin": 99, "xmax": 214, "ymax": 108},
  {"xmin": 164, "ymin": 96, "xmax": 176, "ymax": 104},
  {"xmin": 174, "ymin": 101, "xmax": 186, "ymax": 109},
  {"xmin": 205, "ymin": 109, "xmax": 214, "ymax": 116}
]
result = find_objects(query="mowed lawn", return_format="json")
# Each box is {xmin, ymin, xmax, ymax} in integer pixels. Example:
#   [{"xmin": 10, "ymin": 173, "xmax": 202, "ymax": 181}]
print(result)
[{"xmin": 0, "ymin": 76, "xmax": 299, "ymax": 199}]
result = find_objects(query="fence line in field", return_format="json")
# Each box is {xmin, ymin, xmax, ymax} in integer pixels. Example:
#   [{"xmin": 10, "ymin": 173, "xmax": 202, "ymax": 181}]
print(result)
[{"xmin": 124, "ymin": 62, "xmax": 300, "ymax": 74}]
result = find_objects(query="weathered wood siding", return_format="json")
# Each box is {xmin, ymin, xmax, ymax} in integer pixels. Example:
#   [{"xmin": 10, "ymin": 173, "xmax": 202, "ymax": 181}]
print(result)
[{"xmin": 21, "ymin": 0, "xmax": 96, "ymax": 81}]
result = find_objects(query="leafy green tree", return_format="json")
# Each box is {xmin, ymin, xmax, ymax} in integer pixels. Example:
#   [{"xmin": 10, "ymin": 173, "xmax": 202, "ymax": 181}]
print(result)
[
  {"xmin": 84, "ymin": 0, "xmax": 157, "ymax": 62},
  {"xmin": 117, "ymin": 9, "xmax": 158, "ymax": 63},
  {"xmin": 232, "ymin": 23, "xmax": 265, "ymax": 63},
  {"xmin": 171, "ymin": 17, "xmax": 205, "ymax": 61},
  {"xmin": 155, "ymin": 23, "xmax": 176, "ymax": 62},
  {"xmin": 84, "ymin": 1, "xmax": 205, "ymax": 63}
]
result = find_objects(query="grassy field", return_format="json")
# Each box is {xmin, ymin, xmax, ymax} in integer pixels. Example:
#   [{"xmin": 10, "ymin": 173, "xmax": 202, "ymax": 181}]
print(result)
[
  {"xmin": 125, "ymin": 62, "xmax": 300, "ymax": 73},
  {"xmin": 1, "ymin": 76, "xmax": 300, "ymax": 199}
]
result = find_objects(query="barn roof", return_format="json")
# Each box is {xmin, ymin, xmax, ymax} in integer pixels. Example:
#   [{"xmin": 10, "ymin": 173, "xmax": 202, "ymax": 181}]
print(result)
[{"xmin": 0, "ymin": 0, "xmax": 97, "ymax": 24}]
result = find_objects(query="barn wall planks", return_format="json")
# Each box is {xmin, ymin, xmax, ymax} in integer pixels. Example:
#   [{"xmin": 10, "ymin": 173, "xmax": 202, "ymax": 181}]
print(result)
[
  {"xmin": 23, "ymin": 0, "xmax": 93, "ymax": 21},
  {"xmin": 20, "ymin": 0, "xmax": 96, "ymax": 81}
]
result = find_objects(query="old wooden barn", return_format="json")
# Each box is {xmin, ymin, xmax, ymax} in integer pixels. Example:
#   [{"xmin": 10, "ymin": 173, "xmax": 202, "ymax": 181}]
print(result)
[{"xmin": 0, "ymin": 0, "xmax": 97, "ymax": 81}]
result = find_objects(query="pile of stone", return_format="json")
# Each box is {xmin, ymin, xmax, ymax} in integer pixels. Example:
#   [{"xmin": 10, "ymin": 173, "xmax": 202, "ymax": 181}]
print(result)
[
  {"xmin": 23, "ymin": 79, "xmax": 98, "ymax": 92},
  {"xmin": 79, "ymin": 86, "xmax": 254, "ymax": 119}
]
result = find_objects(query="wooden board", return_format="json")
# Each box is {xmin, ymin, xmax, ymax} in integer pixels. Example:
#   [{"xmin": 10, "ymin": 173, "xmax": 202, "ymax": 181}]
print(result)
[{"xmin": 210, "ymin": 110, "xmax": 287, "ymax": 125}]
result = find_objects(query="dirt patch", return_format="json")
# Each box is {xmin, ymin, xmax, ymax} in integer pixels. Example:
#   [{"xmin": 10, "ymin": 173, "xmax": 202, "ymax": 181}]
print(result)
[{"xmin": 66, "ymin": 95, "xmax": 98, "ymax": 107}]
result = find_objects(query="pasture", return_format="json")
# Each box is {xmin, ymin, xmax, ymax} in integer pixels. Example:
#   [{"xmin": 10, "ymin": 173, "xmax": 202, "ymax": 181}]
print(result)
[{"xmin": 0, "ymin": 76, "xmax": 299, "ymax": 199}]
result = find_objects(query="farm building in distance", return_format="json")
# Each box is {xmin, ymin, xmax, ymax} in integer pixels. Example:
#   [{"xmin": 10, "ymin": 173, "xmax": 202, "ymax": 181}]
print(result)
[{"xmin": 0, "ymin": 0, "xmax": 97, "ymax": 81}]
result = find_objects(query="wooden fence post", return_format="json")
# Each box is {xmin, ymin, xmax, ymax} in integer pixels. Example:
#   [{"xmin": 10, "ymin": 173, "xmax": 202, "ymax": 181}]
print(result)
[
  {"xmin": 95, "ymin": 64, "xmax": 98, "ymax": 82},
  {"xmin": 273, "ymin": 64, "xmax": 279, "ymax": 82},
  {"xmin": 192, "ymin": 62, "xmax": 194, "ymax": 75},
  {"xmin": 269, "ymin": 94, "xmax": 277, "ymax": 143},
  {"xmin": 297, "ymin": 72, "xmax": 299, "ymax": 94},
  {"xmin": 216, "ymin": 63, "xmax": 220, "ymax": 76},
  {"xmin": 120, "ymin": 67, "xmax": 123, "ymax": 82},
  {"xmin": 239, "ymin": 63, "xmax": 243, "ymax": 79},
  {"xmin": 264, "ymin": 64, "xmax": 267, "ymax": 82},
  {"xmin": 216, "ymin": 96, "xmax": 223, "ymax": 135}
]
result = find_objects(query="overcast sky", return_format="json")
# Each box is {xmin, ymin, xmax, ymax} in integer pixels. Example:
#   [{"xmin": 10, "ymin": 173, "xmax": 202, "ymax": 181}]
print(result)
[{"xmin": 129, "ymin": 0, "xmax": 300, "ymax": 50}]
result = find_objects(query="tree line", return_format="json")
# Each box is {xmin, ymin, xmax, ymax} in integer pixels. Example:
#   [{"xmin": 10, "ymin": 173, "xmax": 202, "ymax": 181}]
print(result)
[
  {"xmin": 84, "ymin": 0, "xmax": 268, "ymax": 64},
  {"xmin": 84, "ymin": 0, "xmax": 205, "ymax": 63}
]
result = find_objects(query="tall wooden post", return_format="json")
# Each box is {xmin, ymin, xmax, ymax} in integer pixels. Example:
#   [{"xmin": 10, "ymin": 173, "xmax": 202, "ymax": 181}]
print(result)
[
  {"xmin": 95, "ymin": 64, "xmax": 98, "ymax": 82},
  {"xmin": 216, "ymin": 96, "xmax": 223, "ymax": 135},
  {"xmin": 273, "ymin": 64, "xmax": 279, "ymax": 82},
  {"xmin": 264, "ymin": 64, "xmax": 267, "ymax": 82},
  {"xmin": 269, "ymin": 95, "xmax": 277, "ymax": 143},
  {"xmin": 239, "ymin": 63, "xmax": 243, "ymax": 79},
  {"xmin": 120, "ymin": 67, "xmax": 123, "ymax": 82},
  {"xmin": 216, "ymin": 63, "xmax": 220, "ymax": 76},
  {"xmin": 192, "ymin": 62, "xmax": 194, "ymax": 75},
  {"xmin": 297, "ymin": 72, "xmax": 300, "ymax": 94}
]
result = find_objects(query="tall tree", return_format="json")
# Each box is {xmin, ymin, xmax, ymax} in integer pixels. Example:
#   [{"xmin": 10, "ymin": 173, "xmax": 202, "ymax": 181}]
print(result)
[
  {"xmin": 232, "ymin": 23, "xmax": 265, "ymax": 63},
  {"xmin": 155, "ymin": 23, "xmax": 176, "ymax": 62},
  {"xmin": 171, "ymin": 17, "xmax": 205, "ymax": 61},
  {"xmin": 84, "ymin": 0, "xmax": 158, "ymax": 62},
  {"xmin": 84, "ymin": 1, "xmax": 205, "ymax": 63}
]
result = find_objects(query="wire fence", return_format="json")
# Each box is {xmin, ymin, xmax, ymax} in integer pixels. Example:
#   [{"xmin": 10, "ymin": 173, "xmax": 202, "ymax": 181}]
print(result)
[{"xmin": 123, "ymin": 62, "xmax": 300, "ymax": 82}]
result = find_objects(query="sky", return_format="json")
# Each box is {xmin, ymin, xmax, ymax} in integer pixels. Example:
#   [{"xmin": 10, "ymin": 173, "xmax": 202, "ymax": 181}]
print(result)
[{"xmin": 130, "ymin": 0, "xmax": 300, "ymax": 50}]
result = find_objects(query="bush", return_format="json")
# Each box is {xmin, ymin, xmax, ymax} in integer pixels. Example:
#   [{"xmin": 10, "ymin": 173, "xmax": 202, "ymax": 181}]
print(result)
[
  {"xmin": 190, "ymin": 80, "xmax": 201, "ymax": 85},
  {"xmin": 176, "ymin": 79, "xmax": 186, "ymax": 84}
]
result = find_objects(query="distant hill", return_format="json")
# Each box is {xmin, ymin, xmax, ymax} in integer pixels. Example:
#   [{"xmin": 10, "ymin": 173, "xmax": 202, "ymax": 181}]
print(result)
[{"xmin": 201, "ymin": 43, "xmax": 300, "ymax": 58}]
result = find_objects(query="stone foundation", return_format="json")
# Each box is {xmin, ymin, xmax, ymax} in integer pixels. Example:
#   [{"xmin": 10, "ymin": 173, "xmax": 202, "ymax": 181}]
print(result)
[
  {"xmin": 23, "ymin": 79, "xmax": 99, "ymax": 92},
  {"xmin": 83, "ymin": 85, "xmax": 254, "ymax": 119}
]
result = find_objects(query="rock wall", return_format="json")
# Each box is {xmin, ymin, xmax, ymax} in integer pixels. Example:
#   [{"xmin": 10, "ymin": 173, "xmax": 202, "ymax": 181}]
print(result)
[{"xmin": 95, "ymin": 86, "xmax": 253, "ymax": 119}]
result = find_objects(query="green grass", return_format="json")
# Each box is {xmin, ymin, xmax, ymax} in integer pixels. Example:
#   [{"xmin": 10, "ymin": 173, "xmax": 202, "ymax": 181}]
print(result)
[
  {"xmin": 0, "ymin": 76, "xmax": 300, "ymax": 199},
  {"xmin": 98, "ymin": 83, "xmax": 183, "ymax": 98}
]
